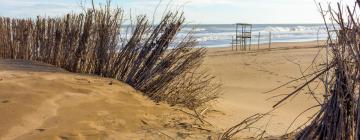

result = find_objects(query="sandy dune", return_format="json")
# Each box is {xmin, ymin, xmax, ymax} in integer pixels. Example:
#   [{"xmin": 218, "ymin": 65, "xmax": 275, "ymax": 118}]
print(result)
[
  {"xmin": 0, "ymin": 60, "xmax": 215, "ymax": 140},
  {"xmin": 203, "ymin": 41, "xmax": 326, "ymax": 138}
]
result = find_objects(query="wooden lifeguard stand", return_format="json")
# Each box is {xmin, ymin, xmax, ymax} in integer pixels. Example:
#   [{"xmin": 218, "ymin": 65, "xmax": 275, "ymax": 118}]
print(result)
[{"xmin": 232, "ymin": 23, "xmax": 252, "ymax": 51}]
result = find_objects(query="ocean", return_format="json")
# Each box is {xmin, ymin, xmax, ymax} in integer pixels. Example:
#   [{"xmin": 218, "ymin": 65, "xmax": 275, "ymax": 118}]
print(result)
[{"xmin": 180, "ymin": 24, "xmax": 327, "ymax": 48}]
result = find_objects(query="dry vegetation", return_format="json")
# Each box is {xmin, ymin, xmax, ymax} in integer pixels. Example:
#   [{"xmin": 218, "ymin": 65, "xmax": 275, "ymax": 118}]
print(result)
[
  {"xmin": 0, "ymin": 3, "xmax": 220, "ymax": 109},
  {"xmin": 219, "ymin": 113, "xmax": 268, "ymax": 140},
  {"xmin": 271, "ymin": 1, "xmax": 360, "ymax": 139},
  {"xmin": 219, "ymin": 0, "xmax": 360, "ymax": 139}
]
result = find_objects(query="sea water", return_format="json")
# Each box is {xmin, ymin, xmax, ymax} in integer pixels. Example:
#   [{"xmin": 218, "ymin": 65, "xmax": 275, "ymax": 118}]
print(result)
[{"xmin": 179, "ymin": 24, "xmax": 328, "ymax": 48}]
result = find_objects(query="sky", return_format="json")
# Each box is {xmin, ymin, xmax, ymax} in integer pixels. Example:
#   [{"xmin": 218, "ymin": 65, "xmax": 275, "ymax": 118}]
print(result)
[{"xmin": 0, "ymin": 0, "xmax": 356, "ymax": 24}]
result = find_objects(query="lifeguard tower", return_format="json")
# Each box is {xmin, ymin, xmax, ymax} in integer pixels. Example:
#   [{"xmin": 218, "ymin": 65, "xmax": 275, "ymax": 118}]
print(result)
[{"xmin": 232, "ymin": 23, "xmax": 252, "ymax": 51}]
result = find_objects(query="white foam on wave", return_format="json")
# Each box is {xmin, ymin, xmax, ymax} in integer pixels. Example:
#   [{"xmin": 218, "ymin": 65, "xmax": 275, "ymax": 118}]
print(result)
[
  {"xmin": 261, "ymin": 25, "xmax": 326, "ymax": 34},
  {"xmin": 182, "ymin": 27, "xmax": 207, "ymax": 32},
  {"xmin": 195, "ymin": 33, "xmax": 232, "ymax": 42}
]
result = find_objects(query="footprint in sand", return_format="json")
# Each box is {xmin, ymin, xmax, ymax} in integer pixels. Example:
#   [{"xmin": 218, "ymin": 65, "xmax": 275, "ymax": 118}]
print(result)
[
  {"xmin": 58, "ymin": 136, "xmax": 70, "ymax": 140},
  {"xmin": 57, "ymin": 132, "xmax": 85, "ymax": 140},
  {"xmin": 35, "ymin": 128, "xmax": 46, "ymax": 132},
  {"xmin": 57, "ymin": 127, "xmax": 108, "ymax": 140},
  {"xmin": 1, "ymin": 100, "xmax": 9, "ymax": 103}
]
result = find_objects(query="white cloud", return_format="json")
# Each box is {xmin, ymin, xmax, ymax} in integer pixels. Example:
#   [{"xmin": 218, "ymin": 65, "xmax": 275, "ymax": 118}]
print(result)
[
  {"xmin": 0, "ymin": 0, "xmax": 357, "ymax": 23},
  {"xmin": 0, "ymin": 0, "xmax": 80, "ymax": 18}
]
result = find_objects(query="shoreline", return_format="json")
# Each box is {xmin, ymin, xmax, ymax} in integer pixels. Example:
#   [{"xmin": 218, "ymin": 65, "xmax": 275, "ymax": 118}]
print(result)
[{"xmin": 206, "ymin": 40, "xmax": 326, "ymax": 50}]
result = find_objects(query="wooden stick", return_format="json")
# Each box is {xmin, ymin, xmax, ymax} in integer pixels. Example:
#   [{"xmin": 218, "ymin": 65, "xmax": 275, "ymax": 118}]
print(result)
[
  {"xmin": 268, "ymin": 32, "xmax": 271, "ymax": 49},
  {"xmin": 258, "ymin": 32, "xmax": 260, "ymax": 50}
]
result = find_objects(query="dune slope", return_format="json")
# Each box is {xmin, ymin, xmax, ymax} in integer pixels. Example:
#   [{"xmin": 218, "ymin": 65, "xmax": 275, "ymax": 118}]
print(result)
[{"xmin": 0, "ymin": 60, "xmax": 214, "ymax": 140}]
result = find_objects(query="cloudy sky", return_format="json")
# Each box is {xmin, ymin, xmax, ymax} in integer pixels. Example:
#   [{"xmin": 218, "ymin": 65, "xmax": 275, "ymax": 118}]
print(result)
[{"xmin": 0, "ymin": 0, "xmax": 355, "ymax": 24}]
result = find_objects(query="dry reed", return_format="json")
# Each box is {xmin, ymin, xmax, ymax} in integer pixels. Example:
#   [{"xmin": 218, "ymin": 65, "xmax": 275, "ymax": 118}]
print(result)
[
  {"xmin": 268, "ymin": 1, "xmax": 360, "ymax": 139},
  {"xmin": 0, "ymin": 3, "xmax": 220, "ymax": 109},
  {"xmin": 219, "ymin": 1, "xmax": 360, "ymax": 139}
]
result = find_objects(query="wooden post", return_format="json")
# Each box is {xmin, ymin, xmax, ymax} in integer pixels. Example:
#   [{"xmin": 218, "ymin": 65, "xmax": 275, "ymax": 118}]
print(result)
[
  {"xmin": 241, "ymin": 26, "xmax": 243, "ymax": 51},
  {"xmin": 257, "ymin": 32, "xmax": 260, "ymax": 50},
  {"xmin": 249, "ymin": 25, "xmax": 252, "ymax": 51},
  {"xmin": 244, "ymin": 39, "xmax": 246, "ymax": 51},
  {"xmin": 232, "ymin": 36, "xmax": 234, "ymax": 51},
  {"xmin": 248, "ymin": 38, "xmax": 251, "ymax": 51},
  {"xmin": 268, "ymin": 32, "xmax": 272, "ymax": 49},
  {"xmin": 236, "ymin": 24, "xmax": 238, "ymax": 51}
]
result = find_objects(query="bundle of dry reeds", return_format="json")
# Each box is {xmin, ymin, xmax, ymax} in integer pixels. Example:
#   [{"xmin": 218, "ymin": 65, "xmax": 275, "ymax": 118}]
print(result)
[
  {"xmin": 268, "ymin": 1, "xmax": 360, "ymax": 139},
  {"xmin": 0, "ymin": 3, "xmax": 220, "ymax": 109}
]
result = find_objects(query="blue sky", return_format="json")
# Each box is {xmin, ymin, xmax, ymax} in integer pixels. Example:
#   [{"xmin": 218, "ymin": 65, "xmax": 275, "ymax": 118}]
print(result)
[{"xmin": 0, "ymin": 0, "xmax": 355, "ymax": 24}]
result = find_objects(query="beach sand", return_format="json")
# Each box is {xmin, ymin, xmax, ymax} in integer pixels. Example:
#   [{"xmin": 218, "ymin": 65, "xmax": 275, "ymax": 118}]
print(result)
[
  {"xmin": 0, "ymin": 41, "xmax": 327, "ymax": 139},
  {"xmin": 204, "ymin": 41, "xmax": 327, "ymax": 138},
  {"xmin": 0, "ymin": 60, "xmax": 216, "ymax": 140}
]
